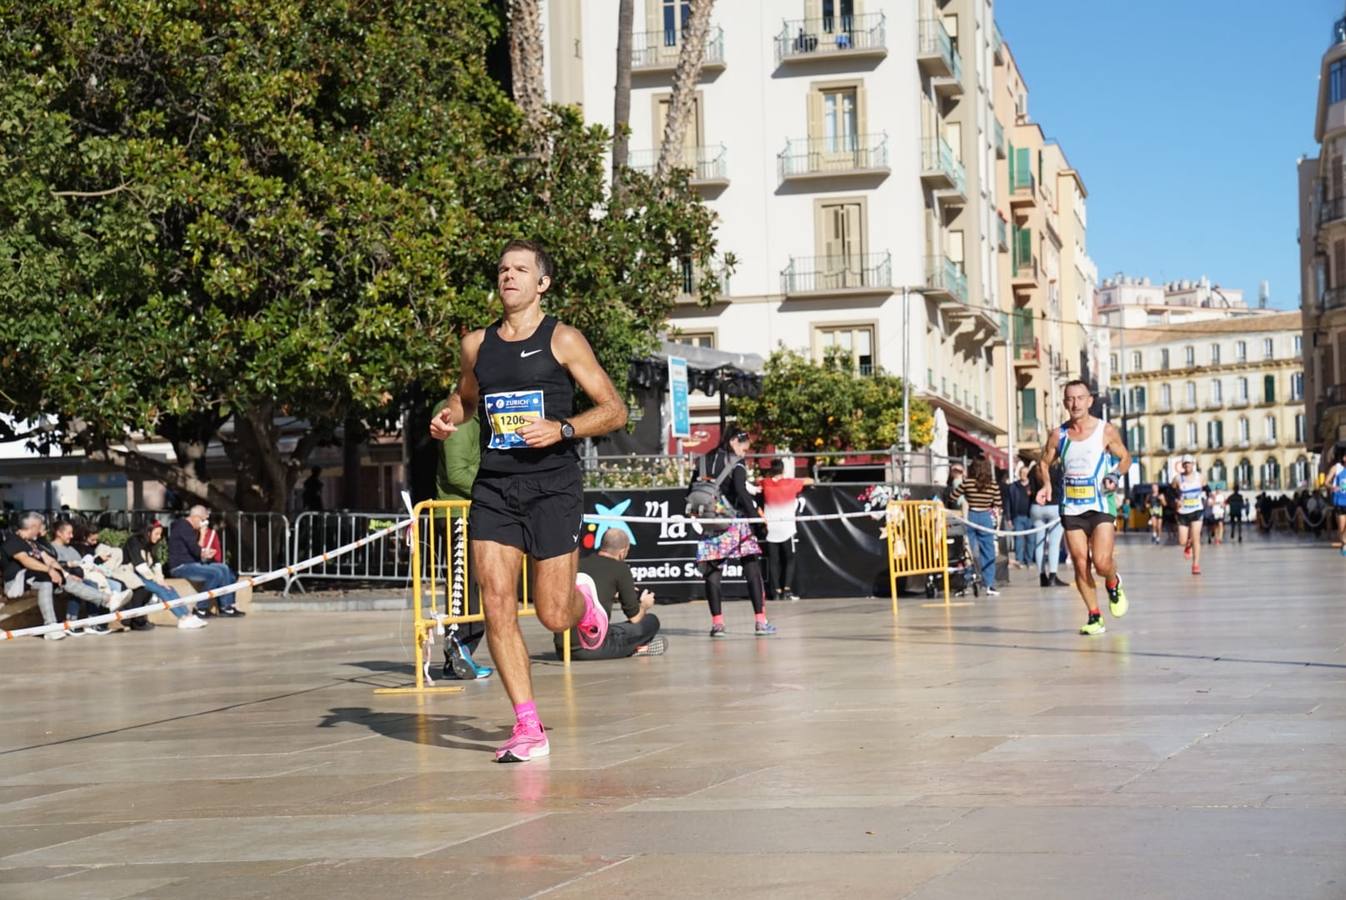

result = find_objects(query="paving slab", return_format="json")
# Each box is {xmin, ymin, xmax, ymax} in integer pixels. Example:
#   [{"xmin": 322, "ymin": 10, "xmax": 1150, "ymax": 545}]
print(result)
[{"xmin": 0, "ymin": 536, "xmax": 1342, "ymax": 897}]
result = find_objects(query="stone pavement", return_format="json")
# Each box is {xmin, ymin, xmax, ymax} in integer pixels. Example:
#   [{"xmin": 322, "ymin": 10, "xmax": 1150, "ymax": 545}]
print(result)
[{"xmin": 1, "ymin": 537, "xmax": 1344, "ymax": 898}]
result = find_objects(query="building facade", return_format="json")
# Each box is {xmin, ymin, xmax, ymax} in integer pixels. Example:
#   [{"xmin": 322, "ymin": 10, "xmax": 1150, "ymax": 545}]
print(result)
[
  {"xmin": 1298, "ymin": 9, "xmax": 1346, "ymax": 466},
  {"xmin": 1106, "ymin": 312, "xmax": 1312, "ymax": 493},
  {"xmin": 542, "ymin": 0, "xmax": 1095, "ymax": 457},
  {"xmin": 990, "ymin": 42, "xmax": 1098, "ymax": 455}
]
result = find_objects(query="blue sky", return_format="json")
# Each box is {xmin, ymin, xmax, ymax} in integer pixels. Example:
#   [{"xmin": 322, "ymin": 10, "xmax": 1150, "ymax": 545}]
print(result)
[{"xmin": 995, "ymin": 0, "xmax": 1339, "ymax": 311}]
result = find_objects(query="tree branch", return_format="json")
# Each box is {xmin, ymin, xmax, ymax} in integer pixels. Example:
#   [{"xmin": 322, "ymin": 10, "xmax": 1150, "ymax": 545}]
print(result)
[{"xmin": 50, "ymin": 182, "xmax": 134, "ymax": 198}]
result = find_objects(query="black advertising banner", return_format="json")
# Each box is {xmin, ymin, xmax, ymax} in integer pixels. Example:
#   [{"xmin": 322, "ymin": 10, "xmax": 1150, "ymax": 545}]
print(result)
[{"xmin": 581, "ymin": 484, "xmax": 941, "ymax": 602}]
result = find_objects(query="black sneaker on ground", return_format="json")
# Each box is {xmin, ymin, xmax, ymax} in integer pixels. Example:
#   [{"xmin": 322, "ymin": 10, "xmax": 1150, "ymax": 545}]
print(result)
[
  {"xmin": 1049, "ymin": 574, "xmax": 1071, "ymax": 587},
  {"xmin": 1039, "ymin": 572, "xmax": 1050, "ymax": 587},
  {"xmin": 216, "ymin": 607, "xmax": 246, "ymax": 617}
]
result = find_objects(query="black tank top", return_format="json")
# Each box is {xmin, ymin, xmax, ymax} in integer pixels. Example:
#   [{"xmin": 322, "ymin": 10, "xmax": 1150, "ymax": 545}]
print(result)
[{"xmin": 474, "ymin": 315, "xmax": 578, "ymax": 475}]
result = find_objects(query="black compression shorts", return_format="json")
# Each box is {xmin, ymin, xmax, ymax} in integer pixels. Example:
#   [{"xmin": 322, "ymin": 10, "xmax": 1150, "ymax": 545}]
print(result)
[
  {"xmin": 468, "ymin": 466, "xmax": 583, "ymax": 559},
  {"xmin": 1061, "ymin": 511, "xmax": 1115, "ymax": 536}
]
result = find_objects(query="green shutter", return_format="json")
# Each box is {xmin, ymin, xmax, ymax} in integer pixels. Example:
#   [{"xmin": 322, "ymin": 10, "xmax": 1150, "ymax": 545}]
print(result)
[
  {"xmin": 1021, "ymin": 388, "xmax": 1037, "ymax": 425},
  {"xmin": 1007, "ymin": 141, "xmax": 1015, "ymax": 182},
  {"xmin": 1263, "ymin": 374, "xmax": 1275, "ymax": 402}
]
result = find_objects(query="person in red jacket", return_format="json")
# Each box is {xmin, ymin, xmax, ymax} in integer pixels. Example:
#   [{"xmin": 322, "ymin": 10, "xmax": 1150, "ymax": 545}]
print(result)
[{"xmin": 760, "ymin": 459, "xmax": 814, "ymax": 602}]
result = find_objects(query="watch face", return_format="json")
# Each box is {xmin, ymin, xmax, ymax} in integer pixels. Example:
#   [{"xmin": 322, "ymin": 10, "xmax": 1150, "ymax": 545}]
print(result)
[{"xmin": 561, "ymin": 422, "xmax": 575, "ymax": 439}]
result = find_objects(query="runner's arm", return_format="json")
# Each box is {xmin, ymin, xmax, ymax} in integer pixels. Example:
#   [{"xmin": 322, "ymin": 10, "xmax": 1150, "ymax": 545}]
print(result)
[
  {"xmin": 1102, "ymin": 423, "xmax": 1131, "ymax": 485},
  {"xmin": 519, "ymin": 324, "xmax": 627, "ymax": 448},
  {"xmin": 429, "ymin": 331, "xmax": 485, "ymax": 438},
  {"xmin": 1036, "ymin": 439, "xmax": 1058, "ymax": 503}
]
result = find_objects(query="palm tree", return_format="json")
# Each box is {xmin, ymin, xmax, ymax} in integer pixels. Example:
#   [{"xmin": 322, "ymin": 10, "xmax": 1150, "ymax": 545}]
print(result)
[
  {"xmin": 654, "ymin": 0, "xmax": 715, "ymax": 182},
  {"xmin": 612, "ymin": 0, "xmax": 634, "ymax": 191}
]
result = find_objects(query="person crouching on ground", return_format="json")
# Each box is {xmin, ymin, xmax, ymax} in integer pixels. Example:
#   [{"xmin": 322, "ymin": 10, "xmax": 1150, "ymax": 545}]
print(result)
[{"xmin": 557, "ymin": 529, "xmax": 664, "ymax": 660}]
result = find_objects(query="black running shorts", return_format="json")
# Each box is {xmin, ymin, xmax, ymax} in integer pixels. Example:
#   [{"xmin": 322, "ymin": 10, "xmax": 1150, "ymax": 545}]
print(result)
[
  {"xmin": 468, "ymin": 466, "xmax": 583, "ymax": 559},
  {"xmin": 1061, "ymin": 510, "xmax": 1115, "ymax": 536},
  {"xmin": 1177, "ymin": 511, "xmax": 1203, "ymax": 526}
]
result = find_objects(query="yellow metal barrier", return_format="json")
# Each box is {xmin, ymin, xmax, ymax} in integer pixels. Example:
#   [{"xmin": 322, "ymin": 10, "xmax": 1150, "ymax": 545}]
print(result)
[
  {"xmin": 373, "ymin": 499, "xmax": 571, "ymax": 696},
  {"xmin": 885, "ymin": 500, "xmax": 951, "ymax": 613}
]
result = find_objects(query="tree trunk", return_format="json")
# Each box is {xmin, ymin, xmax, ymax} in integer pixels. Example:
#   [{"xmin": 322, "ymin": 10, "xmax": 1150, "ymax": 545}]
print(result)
[
  {"xmin": 611, "ymin": 0, "xmax": 634, "ymax": 191},
  {"xmin": 507, "ymin": 0, "xmax": 547, "ymax": 136},
  {"xmin": 655, "ymin": 0, "xmax": 714, "ymax": 182}
]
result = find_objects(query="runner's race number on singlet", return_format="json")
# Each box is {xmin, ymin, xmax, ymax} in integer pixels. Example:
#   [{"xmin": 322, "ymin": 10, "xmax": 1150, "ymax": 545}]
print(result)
[{"xmin": 485, "ymin": 390, "xmax": 545, "ymax": 450}]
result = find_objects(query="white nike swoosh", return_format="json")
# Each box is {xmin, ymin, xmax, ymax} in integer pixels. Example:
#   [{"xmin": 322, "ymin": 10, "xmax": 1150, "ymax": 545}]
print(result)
[{"xmin": 520, "ymin": 349, "xmax": 543, "ymax": 358}]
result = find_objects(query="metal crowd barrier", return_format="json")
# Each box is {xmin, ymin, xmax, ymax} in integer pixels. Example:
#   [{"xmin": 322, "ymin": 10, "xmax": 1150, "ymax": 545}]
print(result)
[
  {"xmin": 287, "ymin": 510, "xmax": 417, "ymax": 594},
  {"xmin": 885, "ymin": 500, "xmax": 951, "ymax": 612}
]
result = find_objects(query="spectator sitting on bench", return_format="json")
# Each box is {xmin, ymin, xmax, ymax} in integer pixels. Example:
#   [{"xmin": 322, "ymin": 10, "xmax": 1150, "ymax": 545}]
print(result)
[
  {"xmin": 124, "ymin": 521, "xmax": 208, "ymax": 630},
  {"xmin": 168, "ymin": 505, "xmax": 244, "ymax": 617},
  {"xmin": 48, "ymin": 520, "xmax": 134, "ymax": 635},
  {"xmin": 557, "ymin": 529, "xmax": 665, "ymax": 661},
  {"xmin": 2, "ymin": 513, "xmax": 127, "ymax": 640}
]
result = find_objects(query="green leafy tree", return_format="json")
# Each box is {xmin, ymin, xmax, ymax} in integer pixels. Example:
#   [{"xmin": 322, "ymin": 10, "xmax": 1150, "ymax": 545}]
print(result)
[
  {"xmin": 730, "ymin": 347, "xmax": 933, "ymax": 454},
  {"xmin": 0, "ymin": 0, "xmax": 721, "ymax": 511}
]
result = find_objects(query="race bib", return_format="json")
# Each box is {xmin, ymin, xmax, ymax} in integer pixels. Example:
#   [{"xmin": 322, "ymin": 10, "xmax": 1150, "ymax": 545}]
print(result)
[
  {"xmin": 484, "ymin": 390, "xmax": 544, "ymax": 450},
  {"xmin": 1063, "ymin": 476, "xmax": 1097, "ymax": 504}
]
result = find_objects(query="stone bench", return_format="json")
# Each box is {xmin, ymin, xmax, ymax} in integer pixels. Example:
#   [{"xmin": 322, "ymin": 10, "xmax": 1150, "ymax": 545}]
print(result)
[{"xmin": 145, "ymin": 578, "xmax": 253, "ymax": 626}]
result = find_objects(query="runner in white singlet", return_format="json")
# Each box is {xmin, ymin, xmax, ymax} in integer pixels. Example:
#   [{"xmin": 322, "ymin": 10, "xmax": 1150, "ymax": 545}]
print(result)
[
  {"xmin": 1170, "ymin": 456, "xmax": 1206, "ymax": 575},
  {"xmin": 1037, "ymin": 381, "xmax": 1133, "ymax": 636}
]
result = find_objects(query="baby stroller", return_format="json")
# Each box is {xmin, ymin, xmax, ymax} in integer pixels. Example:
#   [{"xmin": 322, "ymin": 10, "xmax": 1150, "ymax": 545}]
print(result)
[{"xmin": 924, "ymin": 520, "xmax": 983, "ymax": 598}]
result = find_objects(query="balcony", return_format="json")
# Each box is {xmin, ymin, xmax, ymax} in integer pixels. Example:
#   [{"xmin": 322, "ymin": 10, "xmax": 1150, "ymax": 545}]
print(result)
[
  {"xmin": 916, "ymin": 19, "xmax": 962, "ymax": 96},
  {"xmin": 778, "ymin": 133, "xmax": 889, "ymax": 183},
  {"xmin": 1154, "ymin": 401, "xmax": 1172, "ymax": 414},
  {"xmin": 919, "ymin": 137, "xmax": 966, "ymax": 200},
  {"xmin": 776, "ymin": 12, "xmax": 887, "ymax": 64},
  {"xmin": 780, "ymin": 251, "xmax": 892, "ymax": 297},
  {"xmin": 627, "ymin": 144, "xmax": 729, "ymax": 189},
  {"xmin": 632, "ymin": 26, "xmax": 726, "ymax": 73},
  {"xmin": 1207, "ymin": 440, "xmax": 1224, "ymax": 451},
  {"xmin": 674, "ymin": 255, "xmax": 731, "ymax": 305},
  {"xmin": 923, "ymin": 255, "xmax": 968, "ymax": 305},
  {"xmin": 1229, "ymin": 396, "xmax": 1250, "ymax": 408},
  {"xmin": 1326, "ymin": 383, "xmax": 1346, "ymax": 406},
  {"xmin": 993, "ymin": 21, "xmax": 1005, "ymax": 64},
  {"xmin": 1179, "ymin": 399, "xmax": 1198, "ymax": 412},
  {"xmin": 1009, "ymin": 170, "xmax": 1036, "ymax": 209},
  {"xmin": 1235, "ymin": 438, "xmax": 1251, "ymax": 449},
  {"xmin": 1011, "ymin": 249, "xmax": 1038, "ymax": 295},
  {"xmin": 1322, "ymin": 285, "xmax": 1346, "ymax": 310},
  {"xmin": 1203, "ymin": 397, "xmax": 1225, "ymax": 411},
  {"xmin": 1260, "ymin": 436, "xmax": 1278, "ymax": 447},
  {"xmin": 993, "ymin": 119, "xmax": 1006, "ymax": 159},
  {"xmin": 1012, "ymin": 337, "xmax": 1039, "ymax": 366},
  {"xmin": 996, "ymin": 216, "xmax": 1008, "ymax": 252},
  {"xmin": 1184, "ymin": 441, "xmax": 1199, "ymax": 452},
  {"xmin": 1319, "ymin": 196, "xmax": 1346, "ymax": 227}
]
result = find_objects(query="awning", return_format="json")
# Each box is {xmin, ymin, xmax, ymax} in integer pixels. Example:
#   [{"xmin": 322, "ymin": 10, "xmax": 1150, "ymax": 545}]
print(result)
[{"xmin": 946, "ymin": 424, "xmax": 1010, "ymax": 470}]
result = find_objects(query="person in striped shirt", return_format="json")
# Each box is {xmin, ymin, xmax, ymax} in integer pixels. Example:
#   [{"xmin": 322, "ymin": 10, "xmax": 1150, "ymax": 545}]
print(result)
[{"xmin": 948, "ymin": 457, "xmax": 1002, "ymax": 596}]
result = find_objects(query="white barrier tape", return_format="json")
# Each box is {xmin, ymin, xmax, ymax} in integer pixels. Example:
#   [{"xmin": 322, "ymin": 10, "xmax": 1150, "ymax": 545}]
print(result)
[
  {"xmin": 3, "ymin": 518, "xmax": 411, "ymax": 641},
  {"xmin": 948, "ymin": 513, "xmax": 1064, "ymax": 537},
  {"xmin": 586, "ymin": 509, "xmax": 893, "ymax": 526}
]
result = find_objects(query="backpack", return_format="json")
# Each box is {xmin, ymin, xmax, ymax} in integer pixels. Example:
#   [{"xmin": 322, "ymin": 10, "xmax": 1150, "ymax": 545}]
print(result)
[{"xmin": 686, "ymin": 451, "xmax": 741, "ymax": 519}]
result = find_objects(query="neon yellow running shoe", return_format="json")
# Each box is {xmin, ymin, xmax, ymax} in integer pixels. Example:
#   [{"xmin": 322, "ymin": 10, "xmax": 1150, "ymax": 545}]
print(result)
[
  {"xmin": 1107, "ymin": 577, "xmax": 1128, "ymax": 618},
  {"xmin": 1080, "ymin": 615, "xmax": 1106, "ymax": 636}
]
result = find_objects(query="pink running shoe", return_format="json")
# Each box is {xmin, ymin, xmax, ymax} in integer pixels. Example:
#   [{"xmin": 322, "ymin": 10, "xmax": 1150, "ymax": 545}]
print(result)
[
  {"xmin": 496, "ymin": 721, "xmax": 549, "ymax": 763},
  {"xmin": 575, "ymin": 572, "xmax": 608, "ymax": 651}
]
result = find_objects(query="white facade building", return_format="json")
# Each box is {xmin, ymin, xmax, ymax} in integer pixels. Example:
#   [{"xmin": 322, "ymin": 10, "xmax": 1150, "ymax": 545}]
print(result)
[{"xmin": 543, "ymin": 0, "xmax": 1005, "ymax": 446}]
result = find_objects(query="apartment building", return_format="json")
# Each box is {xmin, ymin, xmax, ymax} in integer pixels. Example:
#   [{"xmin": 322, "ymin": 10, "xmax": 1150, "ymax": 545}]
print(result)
[
  {"xmin": 1106, "ymin": 312, "xmax": 1312, "ymax": 492},
  {"xmin": 543, "ymin": 0, "xmax": 1005, "ymax": 454},
  {"xmin": 1298, "ymin": 9, "xmax": 1346, "ymax": 464},
  {"xmin": 991, "ymin": 42, "xmax": 1098, "ymax": 455},
  {"xmin": 1098, "ymin": 274, "xmax": 1258, "ymax": 330}
]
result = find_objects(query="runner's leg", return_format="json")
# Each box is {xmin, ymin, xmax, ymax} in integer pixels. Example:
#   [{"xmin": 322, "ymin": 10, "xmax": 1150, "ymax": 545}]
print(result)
[
  {"xmin": 1064, "ymin": 527, "xmax": 1096, "ymax": 616},
  {"xmin": 474, "ymin": 539, "xmax": 531, "ymax": 705},
  {"xmin": 1189, "ymin": 519, "xmax": 1204, "ymax": 572}
]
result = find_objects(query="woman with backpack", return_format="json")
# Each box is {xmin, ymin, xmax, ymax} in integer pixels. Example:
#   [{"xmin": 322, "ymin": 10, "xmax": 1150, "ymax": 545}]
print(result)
[{"xmin": 690, "ymin": 430, "xmax": 775, "ymax": 638}]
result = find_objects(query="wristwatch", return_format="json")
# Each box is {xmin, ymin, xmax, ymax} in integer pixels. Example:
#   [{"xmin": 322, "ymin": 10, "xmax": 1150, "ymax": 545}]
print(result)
[{"xmin": 559, "ymin": 419, "xmax": 576, "ymax": 440}]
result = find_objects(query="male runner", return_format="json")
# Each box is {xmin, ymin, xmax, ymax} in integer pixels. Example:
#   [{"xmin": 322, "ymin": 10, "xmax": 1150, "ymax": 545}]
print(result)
[
  {"xmin": 429, "ymin": 240, "xmax": 627, "ymax": 762},
  {"xmin": 1171, "ymin": 455, "xmax": 1206, "ymax": 575},
  {"xmin": 1327, "ymin": 445, "xmax": 1346, "ymax": 555},
  {"xmin": 1037, "ymin": 380, "xmax": 1132, "ymax": 636}
]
